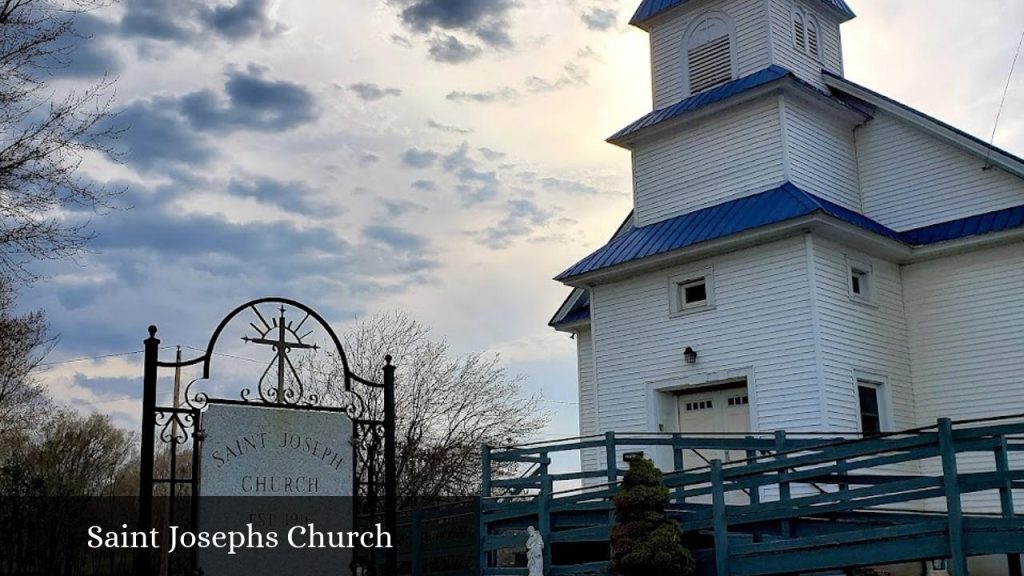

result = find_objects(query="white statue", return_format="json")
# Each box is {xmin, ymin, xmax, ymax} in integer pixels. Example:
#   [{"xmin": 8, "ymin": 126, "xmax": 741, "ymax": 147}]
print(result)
[{"xmin": 526, "ymin": 525, "xmax": 544, "ymax": 576}]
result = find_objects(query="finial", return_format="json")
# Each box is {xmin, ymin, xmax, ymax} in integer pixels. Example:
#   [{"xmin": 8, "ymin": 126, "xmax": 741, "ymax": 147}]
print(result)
[
  {"xmin": 148, "ymin": 325, "xmax": 158, "ymax": 337},
  {"xmin": 385, "ymin": 354, "xmax": 393, "ymax": 366}
]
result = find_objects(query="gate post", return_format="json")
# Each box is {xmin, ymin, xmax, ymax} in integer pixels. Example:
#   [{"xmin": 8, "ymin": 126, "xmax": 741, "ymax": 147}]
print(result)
[
  {"xmin": 938, "ymin": 418, "xmax": 967, "ymax": 576},
  {"xmin": 136, "ymin": 325, "xmax": 160, "ymax": 576},
  {"xmin": 711, "ymin": 459, "xmax": 730, "ymax": 576},
  {"xmin": 383, "ymin": 356, "xmax": 398, "ymax": 576}
]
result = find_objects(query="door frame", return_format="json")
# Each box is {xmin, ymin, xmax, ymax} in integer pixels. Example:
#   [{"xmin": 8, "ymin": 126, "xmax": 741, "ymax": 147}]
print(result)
[{"xmin": 644, "ymin": 367, "xmax": 758, "ymax": 470}]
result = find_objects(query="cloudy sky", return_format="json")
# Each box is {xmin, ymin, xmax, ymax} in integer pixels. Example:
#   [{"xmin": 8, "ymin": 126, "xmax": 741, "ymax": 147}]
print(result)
[{"xmin": 25, "ymin": 0, "xmax": 1024, "ymax": 441}]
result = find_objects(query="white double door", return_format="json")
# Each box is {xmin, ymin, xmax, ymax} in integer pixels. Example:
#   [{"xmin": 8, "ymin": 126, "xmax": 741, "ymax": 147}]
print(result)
[{"xmin": 676, "ymin": 383, "xmax": 751, "ymax": 466}]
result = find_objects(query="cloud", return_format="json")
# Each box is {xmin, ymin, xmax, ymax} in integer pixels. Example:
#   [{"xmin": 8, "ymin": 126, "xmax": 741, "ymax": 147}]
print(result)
[
  {"xmin": 363, "ymin": 224, "xmax": 429, "ymax": 252},
  {"xmin": 446, "ymin": 87, "xmax": 519, "ymax": 103},
  {"xmin": 391, "ymin": 34, "xmax": 413, "ymax": 48},
  {"xmin": 44, "ymin": 12, "xmax": 123, "ymax": 79},
  {"xmin": 380, "ymin": 199, "xmax": 429, "ymax": 218},
  {"xmin": 108, "ymin": 97, "xmax": 216, "ymax": 172},
  {"xmin": 411, "ymin": 179, "xmax": 439, "ymax": 192},
  {"xmin": 478, "ymin": 147, "xmax": 505, "ymax": 161},
  {"xmin": 226, "ymin": 176, "xmax": 338, "ymax": 218},
  {"xmin": 180, "ymin": 65, "xmax": 318, "ymax": 132},
  {"xmin": 395, "ymin": 0, "xmax": 518, "ymax": 48},
  {"xmin": 119, "ymin": 0, "xmax": 283, "ymax": 45},
  {"xmin": 428, "ymin": 35, "xmax": 483, "ymax": 63},
  {"xmin": 525, "ymin": 47, "xmax": 597, "ymax": 93},
  {"xmin": 581, "ymin": 7, "xmax": 618, "ymax": 31},
  {"xmin": 475, "ymin": 199, "xmax": 553, "ymax": 249},
  {"xmin": 519, "ymin": 172, "xmax": 601, "ymax": 196},
  {"xmin": 203, "ymin": 0, "xmax": 286, "ymax": 40},
  {"xmin": 427, "ymin": 119, "xmax": 473, "ymax": 134},
  {"xmin": 349, "ymin": 83, "xmax": 403, "ymax": 101},
  {"xmin": 401, "ymin": 148, "xmax": 440, "ymax": 168}
]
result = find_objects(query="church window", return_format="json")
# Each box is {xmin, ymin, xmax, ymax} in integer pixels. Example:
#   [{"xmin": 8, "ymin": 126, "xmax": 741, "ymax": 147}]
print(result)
[
  {"xmin": 686, "ymin": 15, "xmax": 734, "ymax": 93},
  {"xmin": 670, "ymin": 268, "xmax": 715, "ymax": 315},
  {"xmin": 857, "ymin": 380, "xmax": 886, "ymax": 436},
  {"xmin": 847, "ymin": 258, "xmax": 874, "ymax": 303}
]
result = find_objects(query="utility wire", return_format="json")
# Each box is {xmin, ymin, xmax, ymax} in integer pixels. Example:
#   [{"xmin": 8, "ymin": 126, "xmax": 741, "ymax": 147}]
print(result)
[
  {"xmin": 38, "ymin": 346, "xmax": 175, "ymax": 367},
  {"xmin": 985, "ymin": 26, "xmax": 1024, "ymax": 169}
]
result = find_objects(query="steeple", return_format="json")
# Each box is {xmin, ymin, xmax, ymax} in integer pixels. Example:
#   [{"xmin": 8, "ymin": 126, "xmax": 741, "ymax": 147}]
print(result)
[{"xmin": 630, "ymin": 0, "xmax": 856, "ymax": 109}]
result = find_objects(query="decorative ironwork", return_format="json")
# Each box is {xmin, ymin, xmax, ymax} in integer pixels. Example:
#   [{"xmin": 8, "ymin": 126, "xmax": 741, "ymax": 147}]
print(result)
[{"xmin": 136, "ymin": 297, "xmax": 397, "ymax": 576}]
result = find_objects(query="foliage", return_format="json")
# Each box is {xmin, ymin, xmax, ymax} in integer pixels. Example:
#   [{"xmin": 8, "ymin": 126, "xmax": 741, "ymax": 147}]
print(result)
[
  {"xmin": 308, "ymin": 311, "xmax": 550, "ymax": 500},
  {"xmin": 0, "ymin": 0, "xmax": 121, "ymax": 281},
  {"xmin": 0, "ymin": 281, "xmax": 52, "ymax": 438},
  {"xmin": 611, "ymin": 459, "xmax": 695, "ymax": 576}
]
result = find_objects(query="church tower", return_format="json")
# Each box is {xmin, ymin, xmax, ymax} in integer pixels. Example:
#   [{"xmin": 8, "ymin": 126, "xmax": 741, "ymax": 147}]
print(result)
[{"xmin": 630, "ymin": 0, "xmax": 855, "ymax": 108}]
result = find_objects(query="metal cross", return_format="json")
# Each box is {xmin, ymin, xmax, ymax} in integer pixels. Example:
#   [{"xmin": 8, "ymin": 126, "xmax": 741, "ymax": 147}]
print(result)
[{"xmin": 242, "ymin": 305, "xmax": 318, "ymax": 402}]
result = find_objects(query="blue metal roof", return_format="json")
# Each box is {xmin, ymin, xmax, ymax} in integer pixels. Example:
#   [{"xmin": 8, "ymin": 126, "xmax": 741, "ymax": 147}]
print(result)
[
  {"xmin": 556, "ymin": 183, "xmax": 1024, "ymax": 282},
  {"xmin": 549, "ymin": 291, "xmax": 591, "ymax": 328},
  {"xmin": 609, "ymin": 66, "xmax": 792, "ymax": 144},
  {"xmin": 902, "ymin": 205, "xmax": 1024, "ymax": 245},
  {"xmin": 630, "ymin": 0, "xmax": 855, "ymax": 27}
]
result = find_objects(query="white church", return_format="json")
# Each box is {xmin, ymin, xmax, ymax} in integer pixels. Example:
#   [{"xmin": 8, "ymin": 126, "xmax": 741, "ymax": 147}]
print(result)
[{"xmin": 549, "ymin": 0, "xmax": 1024, "ymax": 473}]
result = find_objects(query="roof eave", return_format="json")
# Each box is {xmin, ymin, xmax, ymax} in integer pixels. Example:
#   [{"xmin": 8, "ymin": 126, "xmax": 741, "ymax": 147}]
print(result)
[
  {"xmin": 558, "ymin": 213, "xmax": 916, "ymax": 287},
  {"xmin": 550, "ymin": 318, "xmax": 590, "ymax": 333}
]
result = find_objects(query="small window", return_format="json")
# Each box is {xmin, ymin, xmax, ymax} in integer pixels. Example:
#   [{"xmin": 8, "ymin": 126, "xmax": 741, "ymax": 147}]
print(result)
[
  {"xmin": 857, "ymin": 383, "xmax": 882, "ymax": 436},
  {"xmin": 669, "ymin": 268, "xmax": 715, "ymax": 315},
  {"xmin": 686, "ymin": 399, "xmax": 714, "ymax": 412},
  {"xmin": 847, "ymin": 258, "xmax": 874, "ymax": 303},
  {"xmin": 727, "ymin": 395, "xmax": 749, "ymax": 407}
]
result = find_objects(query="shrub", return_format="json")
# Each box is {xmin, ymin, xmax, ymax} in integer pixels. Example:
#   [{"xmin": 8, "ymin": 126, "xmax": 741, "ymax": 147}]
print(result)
[{"xmin": 610, "ymin": 459, "xmax": 695, "ymax": 576}]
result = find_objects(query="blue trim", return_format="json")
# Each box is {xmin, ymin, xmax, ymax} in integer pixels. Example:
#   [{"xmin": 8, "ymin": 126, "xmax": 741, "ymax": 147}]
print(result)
[
  {"xmin": 554, "ymin": 183, "xmax": 1024, "ymax": 282},
  {"xmin": 549, "ymin": 291, "xmax": 590, "ymax": 328},
  {"xmin": 608, "ymin": 66, "xmax": 792, "ymax": 143},
  {"xmin": 630, "ymin": 0, "xmax": 854, "ymax": 27}
]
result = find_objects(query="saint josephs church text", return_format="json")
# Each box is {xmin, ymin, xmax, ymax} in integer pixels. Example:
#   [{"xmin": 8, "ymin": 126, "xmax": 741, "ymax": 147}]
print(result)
[
  {"xmin": 210, "ymin": 430, "xmax": 346, "ymax": 494},
  {"xmin": 88, "ymin": 523, "xmax": 392, "ymax": 555}
]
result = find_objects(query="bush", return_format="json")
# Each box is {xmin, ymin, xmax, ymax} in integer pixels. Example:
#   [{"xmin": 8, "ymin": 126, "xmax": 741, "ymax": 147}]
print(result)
[{"xmin": 610, "ymin": 459, "xmax": 694, "ymax": 576}]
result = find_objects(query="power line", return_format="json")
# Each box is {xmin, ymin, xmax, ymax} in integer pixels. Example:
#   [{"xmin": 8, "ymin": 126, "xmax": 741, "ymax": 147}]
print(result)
[
  {"xmin": 37, "ymin": 345, "xmax": 178, "ymax": 367},
  {"xmin": 985, "ymin": 26, "xmax": 1024, "ymax": 169}
]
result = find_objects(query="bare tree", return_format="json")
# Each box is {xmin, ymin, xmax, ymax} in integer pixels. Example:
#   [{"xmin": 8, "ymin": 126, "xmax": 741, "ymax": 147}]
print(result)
[
  {"xmin": 309, "ymin": 311, "xmax": 550, "ymax": 500},
  {"xmin": 0, "ymin": 0, "xmax": 120, "ymax": 281},
  {"xmin": 26, "ymin": 409, "xmax": 135, "ymax": 496},
  {"xmin": 0, "ymin": 282, "xmax": 52, "ymax": 438}
]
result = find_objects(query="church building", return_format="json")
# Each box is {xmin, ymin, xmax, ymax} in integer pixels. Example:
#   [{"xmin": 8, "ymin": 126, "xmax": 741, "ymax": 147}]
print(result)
[{"xmin": 549, "ymin": 0, "xmax": 1024, "ymax": 478}]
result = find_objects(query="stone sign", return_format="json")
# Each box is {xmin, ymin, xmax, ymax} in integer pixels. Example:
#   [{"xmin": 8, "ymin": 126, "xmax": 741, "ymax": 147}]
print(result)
[
  {"xmin": 200, "ymin": 402, "xmax": 353, "ymax": 497},
  {"xmin": 198, "ymin": 402, "xmax": 355, "ymax": 574}
]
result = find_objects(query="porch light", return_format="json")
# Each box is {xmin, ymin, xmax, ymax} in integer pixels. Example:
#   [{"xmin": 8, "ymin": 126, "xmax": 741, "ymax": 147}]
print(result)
[{"xmin": 684, "ymin": 347, "xmax": 698, "ymax": 364}]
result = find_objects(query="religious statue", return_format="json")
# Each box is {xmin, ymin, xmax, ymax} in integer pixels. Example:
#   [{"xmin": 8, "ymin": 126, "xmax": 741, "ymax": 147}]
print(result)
[{"xmin": 526, "ymin": 525, "xmax": 544, "ymax": 576}]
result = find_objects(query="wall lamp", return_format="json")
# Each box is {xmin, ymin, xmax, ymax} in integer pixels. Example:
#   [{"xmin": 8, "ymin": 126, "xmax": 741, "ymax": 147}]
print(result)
[{"xmin": 684, "ymin": 347, "xmax": 698, "ymax": 364}]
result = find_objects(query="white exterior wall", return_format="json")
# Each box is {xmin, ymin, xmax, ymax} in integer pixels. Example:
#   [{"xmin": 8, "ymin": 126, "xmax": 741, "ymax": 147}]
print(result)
[
  {"xmin": 767, "ymin": 0, "xmax": 843, "ymax": 89},
  {"xmin": 632, "ymin": 96, "xmax": 785, "ymax": 227},
  {"xmin": 575, "ymin": 328, "xmax": 602, "ymax": 472},
  {"xmin": 589, "ymin": 236, "xmax": 822, "ymax": 447},
  {"xmin": 783, "ymin": 95, "xmax": 861, "ymax": 211},
  {"xmin": 810, "ymin": 237, "xmax": 915, "ymax": 433},
  {"xmin": 903, "ymin": 243, "xmax": 1024, "ymax": 513},
  {"xmin": 649, "ymin": 0, "xmax": 770, "ymax": 109},
  {"xmin": 857, "ymin": 111, "xmax": 1024, "ymax": 230},
  {"xmin": 904, "ymin": 243, "xmax": 1024, "ymax": 425}
]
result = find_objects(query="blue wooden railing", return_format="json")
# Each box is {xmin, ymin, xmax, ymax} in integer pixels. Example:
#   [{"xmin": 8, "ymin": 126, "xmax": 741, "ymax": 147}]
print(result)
[{"xmin": 480, "ymin": 416, "xmax": 1024, "ymax": 576}]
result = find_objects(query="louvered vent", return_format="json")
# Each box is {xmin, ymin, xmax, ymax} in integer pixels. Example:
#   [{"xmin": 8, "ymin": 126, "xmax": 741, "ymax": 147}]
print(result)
[
  {"xmin": 793, "ymin": 17, "xmax": 805, "ymax": 50},
  {"xmin": 807, "ymin": 21, "xmax": 819, "ymax": 57},
  {"xmin": 688, "ymin": 35, "xmax": 732, "ymax": 93}
]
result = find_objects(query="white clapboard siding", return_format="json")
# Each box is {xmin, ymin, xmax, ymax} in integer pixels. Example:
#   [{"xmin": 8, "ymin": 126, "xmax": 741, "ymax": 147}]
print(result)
[
  {"xmin": 903, "ymin": 243, "xmax": 1024, "ymax": 513},
  {"xmin": 575, "ymin": 328, "xmax": 602, "ymax": 473},
  {"xmin": 783, "ymin": 96, "xmax": 861, "ymax": 211},
  {"xmin": 810, "ymin": 237, "xmax": 915, "ymax": 433},
  {"xmin": 649, "ymin": 0, "xmax": 770, "ymax": 108},
  {"xmin": 857, "ymin": 111, "xmax": 1024, "ymax": 230},
  {"xmin": 590, "ymin": 236, "xmax": 822, "ymax": 438},
  {"xmin": 767, "ymin": 0, "xmax": 843, "ymax": 89},
  {"xmin": 633, "ymin": 96, "xmax": 785, "ymax": 227}
]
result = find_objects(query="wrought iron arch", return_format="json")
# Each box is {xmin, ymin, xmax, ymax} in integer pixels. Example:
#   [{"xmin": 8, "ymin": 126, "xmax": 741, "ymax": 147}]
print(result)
[{"xmin": 135, "ymin": 297, "xmax": 397, "ymax": 576}]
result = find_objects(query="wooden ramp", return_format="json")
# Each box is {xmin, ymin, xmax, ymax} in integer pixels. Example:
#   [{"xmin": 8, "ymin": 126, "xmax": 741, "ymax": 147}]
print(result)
[{"xmin": 480, "ymin": 417, "xmax": 1024, "ymax": 576}]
